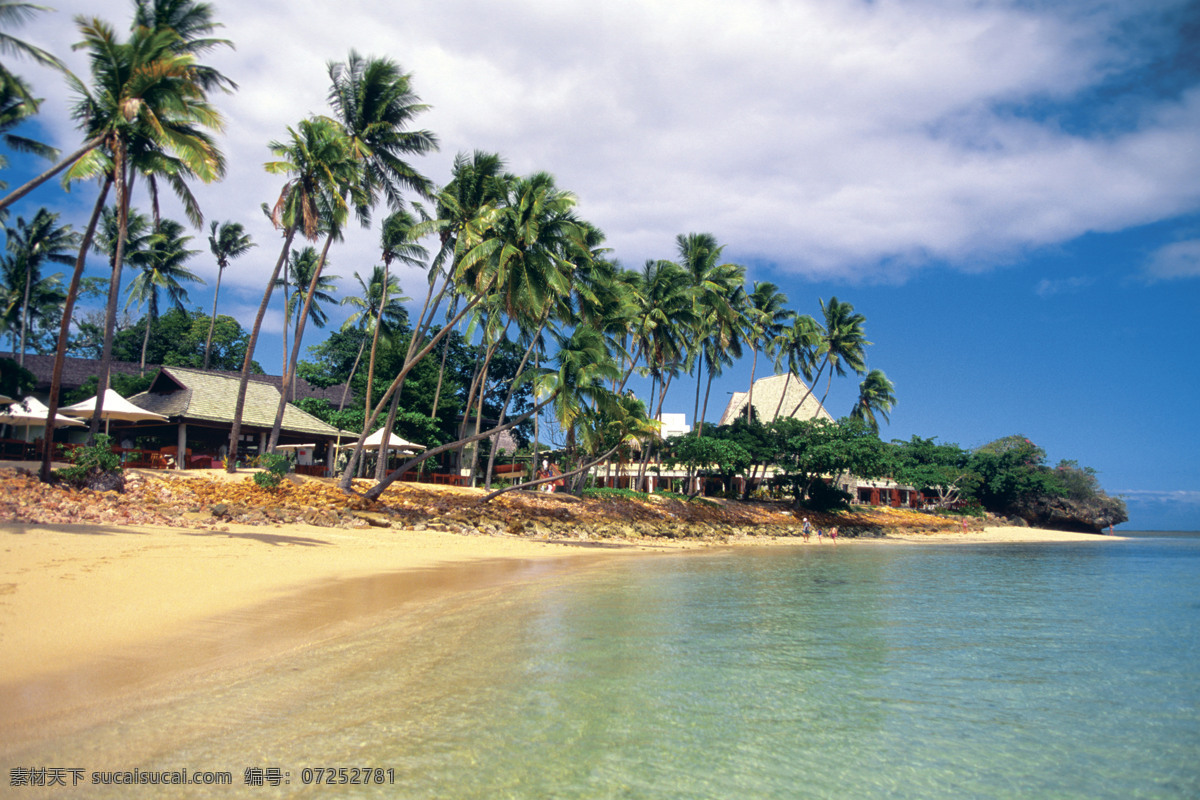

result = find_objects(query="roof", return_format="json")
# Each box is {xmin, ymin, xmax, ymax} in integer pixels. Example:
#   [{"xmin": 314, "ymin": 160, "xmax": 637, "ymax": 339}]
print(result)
[
  {"xmin": 131, "ymin": 366, "xmax": 341, "ymax": 439},
  {"xmin": 718, "ymin": 373, "xmax": 834, "ymax": 426},
  {"xmin": 18, "ymin": 354, "xmax": 352, "ymax": 406}
]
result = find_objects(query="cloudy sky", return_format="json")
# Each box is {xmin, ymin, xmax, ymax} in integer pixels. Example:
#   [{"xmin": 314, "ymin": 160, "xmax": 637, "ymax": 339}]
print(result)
[{"xmin": 7, "ymin": 0, "xmax": 1200, "ymax": 529}]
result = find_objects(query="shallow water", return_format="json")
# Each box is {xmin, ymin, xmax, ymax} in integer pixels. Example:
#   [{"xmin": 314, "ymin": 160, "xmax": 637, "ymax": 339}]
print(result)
[{"xmin": 7, "ymin": 534, "xmax": 1199, "ymax": 798}]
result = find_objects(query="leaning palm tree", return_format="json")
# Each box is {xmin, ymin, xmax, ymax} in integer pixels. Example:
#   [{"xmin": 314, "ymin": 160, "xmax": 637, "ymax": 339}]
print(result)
[
  {"xmin": 3, "ymin": 208, "xmax": 76, "ymax": 364},
  {"xmin": 62, "ymin": 16, "xmax": 224, "ymax": 442},
  {"xmin": 849, "ymin": 369, "xmax": 895, "ymax": 434},
  {"xmin": 124, "ymin": 217, "xmax": 202, "ymax": 371},
  {"xmin": 202, "ymin": 219, "xmax": 253, "ymax": 368},
  {"xmin": 326, "ymin": 50, "xmax": 437, "ymax": 220},
  {"xmin": 227, "ymin": 116, "xmax": 355, "ymax": 469}
]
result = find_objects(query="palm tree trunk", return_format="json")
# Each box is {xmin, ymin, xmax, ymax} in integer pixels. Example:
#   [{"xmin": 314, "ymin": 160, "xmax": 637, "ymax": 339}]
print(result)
[
  {"xmin": 482, "ymin": 440, "xmax": 623, "ymax": 503},
  {"xmin": 337, "ymin": 335, "xmax": 368, "ymax": 413},
  {"xmin": 17, "ymin": 259, "xmax": 31, "ymax": 367},
  {"xmin": 0, "ymin": 136, "xmax": 103, "ymax": 214},
  {"xmin": 362, "ymin": 261, "xmax": 389, "ymax": 421},
  {"xmin": 772, "ymin": 373, "xmax": 791, "ymax": 422},
  {"xmin": 373, "ymin": 390, "xmax": 402, "ymax": 482},
  {"xmin": 227, "ymin": 227, "xmax": 297, "ymax": 471},
  {"xmin": 40, "ymin": 175, "xmax": 112, "ymax": 483},
  {"xmin": 91, "ymin": 154, "xmax": 133, "ymax": 442},
  {"xmin": 337, "ymin": 288, "xmax": 488, "ymax": 492},
  {"xmin": 269, "ymin": 232, "xmax": 334, "ymax": 452},
  {"xmin": 430, "ymin": 332, "xmax": 450, "ymax": 417},
  {"xmin": 745, "ymin": 346, "xmax": 759, "ymax": 421},
  {"xmin": 363, "ymin": 389, "xmax": 561, "ymax": 502},
  {"xmin": 786, "ymin": 360, "xmax": 827, "ymax": 419},
  {"xmin": 202, "ymin": 266, "xmax": 224, "ymax": 370}
]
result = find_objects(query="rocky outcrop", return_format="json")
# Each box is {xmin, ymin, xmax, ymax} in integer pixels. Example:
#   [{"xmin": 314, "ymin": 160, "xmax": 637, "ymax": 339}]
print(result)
[{"xmin": 1010, "ymin": 493, "xmax": 1128, "ymax": 533}]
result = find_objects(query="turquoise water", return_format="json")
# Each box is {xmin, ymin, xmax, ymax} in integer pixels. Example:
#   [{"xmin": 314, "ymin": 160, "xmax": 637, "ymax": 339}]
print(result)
[{"xmin": 10, "ymin": 534, "xmax": 1200, "ymax": 798}]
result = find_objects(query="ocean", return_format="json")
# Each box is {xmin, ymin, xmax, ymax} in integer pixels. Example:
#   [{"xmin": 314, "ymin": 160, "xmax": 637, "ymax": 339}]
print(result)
[{"xmin": 9, "ymin": 532, "xmax": 1199, "ymax": 799}]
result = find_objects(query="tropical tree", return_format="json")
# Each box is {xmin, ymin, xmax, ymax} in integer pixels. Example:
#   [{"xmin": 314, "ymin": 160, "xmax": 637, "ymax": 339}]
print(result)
[
  {"xmin": 742, "ymin": 281, "xmax": 790, "ymax": 421},
  {"xmin": 124, "ymin": 217, "xmax": 202, "ymax": 371},
  {"xmin": 677, "ymin": 232, "xmax": 745, "ymax": 435},
  {"xmin": 326, "ymin": 50, "xmax": 436, "ymax": 219},
  {"xmin": 786, "ymin": 296, "xmax": 871, "ymax": 418},
  {"xmin": 228, "ymin": 115, "xmax": 356, "ymax": 467},
  {"xmin": 2, "ymin": 208, "xmax": 76, "ymax": 364},
  {"xmin": 62, "ymin": 15, "xmax": 224, "ymax": 442},
  {"xmin": 849, "ymin": 368, "xmax": 895, "ymax": 434},
  {"xmin": 203, "ymin": 219, "xmax": 253, "ymax": 368},
  {"xmin": 337, "ymin": 263, "xmax": 407, "ymax": 411},
  {"xmin": 0, "ymin": 1, "xmax": 66, "ymax": 185}
]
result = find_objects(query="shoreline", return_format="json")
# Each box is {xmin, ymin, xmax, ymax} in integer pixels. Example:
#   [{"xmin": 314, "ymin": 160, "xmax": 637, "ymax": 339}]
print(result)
[{"xmin": 0, "ymin": 514, "xmax": 1124, "ymax": 750}]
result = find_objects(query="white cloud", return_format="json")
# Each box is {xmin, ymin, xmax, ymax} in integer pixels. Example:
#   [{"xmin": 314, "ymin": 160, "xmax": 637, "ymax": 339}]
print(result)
[
  {"xmin": 1144, "ymin": 239, "xmax": 1200, "ymax": 280},
  {"xmin": 11, "ymin": 0, "xmax": 1200, "ymax": 297}
]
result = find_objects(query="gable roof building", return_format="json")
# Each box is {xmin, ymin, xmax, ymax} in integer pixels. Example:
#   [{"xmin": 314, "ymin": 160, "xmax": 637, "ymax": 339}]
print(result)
[
  {"xmin": 718, "ymin": 373, "xmax": 834, "ymax": 427},
  {"xmin": 132, "ymin": 366, "xmax": 341, "ymax": 441}
]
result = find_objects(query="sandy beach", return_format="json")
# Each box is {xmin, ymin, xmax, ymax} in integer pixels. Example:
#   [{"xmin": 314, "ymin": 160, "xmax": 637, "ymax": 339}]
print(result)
[{"xmin": 0, "ymin": 477, "xmax": 1124, "ymax": 751}]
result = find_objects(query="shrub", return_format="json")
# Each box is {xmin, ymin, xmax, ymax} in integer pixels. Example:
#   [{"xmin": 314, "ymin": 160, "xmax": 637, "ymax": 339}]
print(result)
[
  {"xmin": 252, "ymin": 452, "xmax": 291, "ymax": 490},
  {"xmin": 53, "ymin": 434, "xmax": 123, "ymax": 490}
]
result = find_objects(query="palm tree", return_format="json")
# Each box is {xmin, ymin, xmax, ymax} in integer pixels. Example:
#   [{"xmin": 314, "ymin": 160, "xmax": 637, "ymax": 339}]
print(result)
[
  {"xmin": 131, "ymin": 0, "xmax": 237, "ymax": 93},
  {"xmin": 850, "ymin": 369, "xmax": 895, "ymax": 434},
  {"xmin": 677, "ymin": 232, "xmax": 745, "ymax": 435},
  {"xmin": 1, "ymin": 247, "xmax": 65, "ymax": 356},
  {"xmin": 227, "ymin": 116, "xmax": 356, "ymax": 467},
  {"xmin": 2, "ymin": 208, "xmax": 76, "ymax": 364},
  {"xmin": 61, "ymin": 15, "xmax": 223, "ymax": 440},
  {"xmin": 772, "ymin": 312, "xmax": 823, "ymax": 421},
  {"xmin": 363, "ymin": 209, "xmax": 425, "ymax": 415},
  {"xmin": 276, "ymin": 245, "xmax": 338, "ymax": 352},
  {"xmin": 785, "ymin": 297, "xmax": 871, "ymax": 418},
  {"xmin": 338, "ymin": 263, "xmax": 408, "ymax": 412},
  {"xmin": 0, "ymin": 2, "xmax": 66, "ymax": 176},
  {"xmin": 124, "ymin": 217, "xmax": 202, "ymax": 371},
  {"xmin": 202, "ymin": 220, "xmax": 253, "ymax": 368},
  {"xmin": 326, "ymin": 50, "xmax": 436, "ymax": 220},
  {"xmin": 742, "ymin": 281, "xmax": 790, "ymax": 421}
]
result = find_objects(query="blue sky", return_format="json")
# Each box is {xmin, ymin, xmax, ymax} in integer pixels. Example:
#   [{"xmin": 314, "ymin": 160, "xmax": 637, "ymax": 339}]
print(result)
[{"xmin": 4, "ymin": 0, "xmax": 1199, "ymax": 529}]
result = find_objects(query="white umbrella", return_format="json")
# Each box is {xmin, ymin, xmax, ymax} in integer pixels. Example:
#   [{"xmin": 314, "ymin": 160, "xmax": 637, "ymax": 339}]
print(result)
[
  {"xmin": 338, "ymin": 429, "xmax": 426, "ymax": 451},
  {"xmin": 59, "ymin": 388, "xmax": 167, "ymax": 434},
  {"xmin": 0, "ymin": 396, "xmax": 86, "ymax": 441},
  {"xmin": 0, "ymin": 393, "xmax": 12, "ymax": 405}
]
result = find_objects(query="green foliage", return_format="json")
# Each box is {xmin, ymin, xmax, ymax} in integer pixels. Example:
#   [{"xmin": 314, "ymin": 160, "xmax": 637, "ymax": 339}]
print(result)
[
  {"xmin": 772, "ymin": 417, "xmax": 888, "ymax": 508},
  {"xmin": 969, "ymin": 435, "xmax": 1064, "ymax": 512},
  {"xmin": 889, "ymin": 435, "xmax": 979, "ymax": 507},
  {"xmin": 582, "ymin": 487, "xmax": 650, "ymax": 501},
  {"xmin": 52, "ymin": 434, "xmax": 121, "ymax": 487},
  {"xmin": 62, "ymin": 373, "xmax": 154, "ymax": 405},
  {"xmin": 93, "ymin": 307, "xmax": 257, "ymax": 372},
  {"xmin": 252, "ymin": 452, "xmax": 291, "ymax": 489},
  {"xmin": 0, "ymin": 356, "xmax": 35, "ymax": 401}
]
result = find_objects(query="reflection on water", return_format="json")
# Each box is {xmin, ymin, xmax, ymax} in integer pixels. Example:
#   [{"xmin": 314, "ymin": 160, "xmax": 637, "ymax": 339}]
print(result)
[{"xmin": 5, "ymin": 538, "xmax": 1199, "ymax": 799}]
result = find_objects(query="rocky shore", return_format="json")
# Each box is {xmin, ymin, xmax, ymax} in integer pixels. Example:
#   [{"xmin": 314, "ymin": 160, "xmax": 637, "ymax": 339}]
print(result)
[{"xmin": 2, "ymin": 466, "xmax": 985, "ymax": 541}]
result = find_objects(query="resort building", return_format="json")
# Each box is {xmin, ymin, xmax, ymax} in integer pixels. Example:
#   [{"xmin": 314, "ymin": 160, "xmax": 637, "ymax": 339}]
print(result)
[{"xmin": 718, "ymin": 373, "xmax": 833, "ymax": 426}]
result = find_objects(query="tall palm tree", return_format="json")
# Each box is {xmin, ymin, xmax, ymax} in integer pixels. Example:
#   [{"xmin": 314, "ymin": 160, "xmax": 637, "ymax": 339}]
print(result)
[
  {"xmin": 62, "ymin": 16, "xmax": 223, "ymax": 440},
  {"xmin": 276, "ymin": 245, "xmax": 338, "ymax": 350},
  {"xmin": 228, "ymin": 116, "xmax": 355, "ymax": 468},
  {"xmin": 772, "ymin": 312, "xmax": 823, "ymax": 421},
  {"xmin": 203, "ymin": 219, "xmax": 253, "ymax": 369},
  {"xmin": 326, "ymin": 50, "xmax": 436, "ymax": 220},
  {"xmin": 363, "ymin": 209, "xmax": 425, "ymax": 415},
  {"xmin": 742, "ymin": 281, "xmax": 790, "ymax": 421},
  {"xmin": 786, "ymin": 296, "xmax": 871, "ymax": 418},
  {"xmin": 677, "ymin": 232, "xmax": 744, "ymax": 436},
  {"xmin": 338, "ymin": 263, "xmax": 407, "ymax": 412},
  {"xmin": 850, "ymin": 369, "xmax": 895, "ymax": 434},
  {"xmin": 2, "ymin": 208, "xmax": 76, "ymax": 364},
  {"xmin": 124, "ymin": 217, "xmax": 202, "ymax": 371}
]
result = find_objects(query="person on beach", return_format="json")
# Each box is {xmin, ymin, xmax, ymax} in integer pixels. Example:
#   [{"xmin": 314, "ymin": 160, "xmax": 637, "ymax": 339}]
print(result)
[
  {"xmin": 802, "ymin": 518, "xmax": 811, "ymax": 540},
  {"xmin": 538, "ymin": 459, "xmax": 553, "ymax": 492},
  {"xmin": 829, "ymin": 526, "xmax": 838, "ymax": 544},
  {"xmin": 816, "ymin": 527, "xmax": 823, "ymax": 543}
]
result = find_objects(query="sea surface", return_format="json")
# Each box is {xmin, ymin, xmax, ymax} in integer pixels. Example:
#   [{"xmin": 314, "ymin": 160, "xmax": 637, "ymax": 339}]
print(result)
[{"xmin": 9, "ymin": 532, "xmax": 1199, "ymax": 799}]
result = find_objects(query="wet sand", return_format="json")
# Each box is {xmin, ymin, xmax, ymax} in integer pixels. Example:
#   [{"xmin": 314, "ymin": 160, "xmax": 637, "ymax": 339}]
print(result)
[{"xmin": 0, "ymin": 518, "xmax": 1120, "ymax": 749}]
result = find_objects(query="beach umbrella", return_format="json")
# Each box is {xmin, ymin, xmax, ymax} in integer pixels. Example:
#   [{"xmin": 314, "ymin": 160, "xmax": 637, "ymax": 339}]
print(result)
[
  {"xmin": 337, "ymin": 429, "xmax": 426, "ymax": 451},
  {"xmin": 59, "ymin": 388, "xmax": 168, "ymax": 434},
  {"xmin": 0, "ymin": 395, "xmax": 86, "ymax": 440},
  {"xmin": 0, "ymin": 393, "xmax": 12, "ymax": 405}
]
